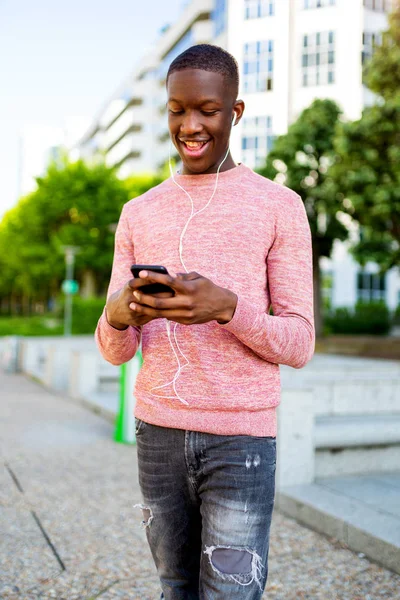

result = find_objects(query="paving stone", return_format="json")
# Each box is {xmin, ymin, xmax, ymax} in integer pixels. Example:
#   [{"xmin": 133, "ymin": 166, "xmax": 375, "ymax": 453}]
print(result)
[{"xmin": 1, "ymin": 371, "xmax": 400, "ymax": 599}]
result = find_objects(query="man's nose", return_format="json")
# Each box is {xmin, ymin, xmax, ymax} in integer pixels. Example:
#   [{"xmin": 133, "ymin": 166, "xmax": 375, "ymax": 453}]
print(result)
[{"xmin": 180, "ymin": 113, "xmax": 203, "ymax": 135}]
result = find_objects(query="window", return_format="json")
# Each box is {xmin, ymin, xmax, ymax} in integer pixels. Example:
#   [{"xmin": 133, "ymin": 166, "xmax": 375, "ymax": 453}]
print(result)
[
  {"xmin": 357, "ymin": 272, "xmax": 386, "ymax": 302},
  {"xmin": 243, "ymin": 41, "xmax": 274, "ymax": 93},
  {"xmin": 214, "ymin": 0, "xmax": 227, "ymax": 36},
  {"xmin": 302, "ymin": 31, "xmax": 335, "ymax": 87},
  {"xmin": 362, "ymin": 31, "xmax": 382, "ymax": 64},
  {"xmin": 241, "ymin": 116, "xmax": 275, "ymax": 168},
  {"xmin": 363, "ymin": 0, "xmax": 391, "ymax": 11},
  {"xmin": 244, "ymin": 0, "xmax": 274, "ymax": 18},
  {"xmin": 304, "ymin": 0, "xmax": 335, "ymax": 7}
]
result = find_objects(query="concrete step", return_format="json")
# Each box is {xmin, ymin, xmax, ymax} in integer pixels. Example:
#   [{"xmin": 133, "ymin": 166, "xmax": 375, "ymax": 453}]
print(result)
[
  {"xmin": 282, "ymin": 353, "xmax": 400, "ymax": 383},
  {"xmin": 83, "ymin": 391, "xmax": 118, "ymax": 422},
  {"xmin": 276, "ymin": 472, "xmax": 400, "ymax": 576},
  {"xmin": 311, "ymin": 380, "xmax": 400, "ymax": 416},
  {"xmin": 281, "ymin": 355, "xmax": 400, "ymax": 416},
  {"xmin": 98, "ymin": 372, "xmax": 119, "ymax": 394},
  {"xmin": 315, "ymin": 414, "xmax": 400, "ymax": 448},
  {"xmin": 306, "ymin": 354, "xmax": 400, "ymax": 375},
  {"xmin": 315, "ymin": 414, "xmax": 400, "ymax": 478},
  {"xmin": 315, "ymin": 445, "xmax": 400, "ymax": 479}
]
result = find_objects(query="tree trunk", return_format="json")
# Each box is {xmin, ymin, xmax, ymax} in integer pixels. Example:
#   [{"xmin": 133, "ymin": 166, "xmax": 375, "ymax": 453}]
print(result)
[
  {"xmin": 312, "ymin": 243, "xmax": 322, "ymax": 338},
  {"xmin": 10, "ymin": 292, "xmax": 18, "ymax": 315},
  {"xmin": 0, "ymin": 296, "xmax": 10, "ymax": 315},
  {"xmin": 81, "ymin": 269, "xmax": 96, "ymax": 298},
  {"xmin": 22, "ymin": 293, "xmax": 30, "ymax": 316}
]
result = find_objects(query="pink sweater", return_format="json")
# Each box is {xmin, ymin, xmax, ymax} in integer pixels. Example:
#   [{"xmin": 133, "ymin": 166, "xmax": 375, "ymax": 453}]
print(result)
[{"xmin": 95, "ymin": 163, "xmax": 314, "ymax": 437}]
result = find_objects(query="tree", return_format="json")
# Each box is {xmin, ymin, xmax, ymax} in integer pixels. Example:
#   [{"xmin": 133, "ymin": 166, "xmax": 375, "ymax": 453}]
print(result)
[
  {"xmin": 330, "ymin": 4, "xmax": 400, "ymax": 272},
  {"xmin": 0, "ymin": 157, "xmax": 160, "ymax": 313},
  {"xmin": 363, "ymin": 4, "xmax": 400, "ymax": 101},
  {"xmin": 257, "ymin": 99, "xmax": 349, "ymax": 337}
]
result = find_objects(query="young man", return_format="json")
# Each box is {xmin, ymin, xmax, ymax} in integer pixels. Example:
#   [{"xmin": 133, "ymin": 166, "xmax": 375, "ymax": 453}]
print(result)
[{"xmin": 95, "ymin": 44, "xmax": 314, "ymax": 599}]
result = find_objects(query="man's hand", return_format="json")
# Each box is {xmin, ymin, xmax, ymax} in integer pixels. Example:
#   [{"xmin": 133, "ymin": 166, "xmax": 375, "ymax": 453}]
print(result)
[
  {"xmin": 129, "ymin": 270, "xmax": 237, "ymax": 325},
  {"xmin": 105, "ymin": 276, "xmax": 175, "ymax": 330}
]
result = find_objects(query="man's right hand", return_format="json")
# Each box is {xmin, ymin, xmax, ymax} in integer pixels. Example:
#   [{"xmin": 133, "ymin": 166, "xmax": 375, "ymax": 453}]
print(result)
[{"xmin": 105, "ymin": 278, "xmax": 175, "ymax": 330}]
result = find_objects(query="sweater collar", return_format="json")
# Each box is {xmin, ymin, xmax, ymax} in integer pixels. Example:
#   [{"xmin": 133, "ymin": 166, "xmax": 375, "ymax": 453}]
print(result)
[{"xmin": 169, "ymin": 162, "xmax": 247, "ymax": 187}]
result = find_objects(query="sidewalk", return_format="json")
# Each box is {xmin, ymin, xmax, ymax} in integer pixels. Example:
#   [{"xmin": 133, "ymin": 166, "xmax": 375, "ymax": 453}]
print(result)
[{"xmin": 1, "ymin": 371, "xmax": 400, "ymax": 599}]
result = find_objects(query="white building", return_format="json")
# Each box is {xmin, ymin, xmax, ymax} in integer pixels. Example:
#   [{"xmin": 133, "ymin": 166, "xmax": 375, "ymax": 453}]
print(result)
[
  {"xmin": 215, "ymin": 0, "xmax": 398, "ymax": 311},
  {"xmin": 77, "ymin": 0, "xmax": 214, "ymax": 176},
  {"xmin": 77, "ymin": 0, "xmax": 399, "ymax": 311}
]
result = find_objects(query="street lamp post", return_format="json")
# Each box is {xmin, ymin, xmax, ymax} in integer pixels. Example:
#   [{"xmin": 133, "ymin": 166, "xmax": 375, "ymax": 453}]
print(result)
[{"xmin": 61, "ymin": 246, "xmax": 80, "ymax": 336}]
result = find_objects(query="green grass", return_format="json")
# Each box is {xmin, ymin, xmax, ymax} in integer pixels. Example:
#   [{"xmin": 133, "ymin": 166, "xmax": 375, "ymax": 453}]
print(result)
[
  {"xmin": 0, "ymin": 297, "xmax": 106, "ymax": 337},
  {"xmin": 0, "ymin": 315, "xmax": 64, "ymax": 336}
]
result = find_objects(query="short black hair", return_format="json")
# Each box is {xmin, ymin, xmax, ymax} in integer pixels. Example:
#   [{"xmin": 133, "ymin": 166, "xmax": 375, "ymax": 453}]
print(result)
[{"xmin": 166, "ymin": 44, "xmax": 239, "ymax": 98}]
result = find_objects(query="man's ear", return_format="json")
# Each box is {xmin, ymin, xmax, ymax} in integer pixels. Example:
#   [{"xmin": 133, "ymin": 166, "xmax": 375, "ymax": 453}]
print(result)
[{"xmin": 233, "ymin": 99, "xmax": 245, "ymax": 125}]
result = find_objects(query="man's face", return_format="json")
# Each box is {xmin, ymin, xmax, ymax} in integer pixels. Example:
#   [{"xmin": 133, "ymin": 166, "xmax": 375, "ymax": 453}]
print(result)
[{"xmin": 167, "ymin": 69, "xmax": 243, "ymax": 175}]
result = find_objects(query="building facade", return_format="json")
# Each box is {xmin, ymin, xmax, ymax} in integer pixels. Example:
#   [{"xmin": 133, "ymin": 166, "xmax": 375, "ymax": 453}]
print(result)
[
  {"xmin": 212, "ymin": 0, "xmax": 399, "ymax": 311},
  {"xmin": 77, "ymin": 0, "xmax": 213, "ymax": 176},
  {"xmin": 77, "ymin": 0, "xmax": 399, "ymax": 311}
]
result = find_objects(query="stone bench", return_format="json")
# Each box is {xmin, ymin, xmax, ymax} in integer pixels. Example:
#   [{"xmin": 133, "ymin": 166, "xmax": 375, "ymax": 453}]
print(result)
[
  {"xmin": 314, "ymin": 413, "xmax": 400, "ymax": 479},
  {"xmin": 315, "ymin": 414, "xmax": 400, "ymax": 448}
]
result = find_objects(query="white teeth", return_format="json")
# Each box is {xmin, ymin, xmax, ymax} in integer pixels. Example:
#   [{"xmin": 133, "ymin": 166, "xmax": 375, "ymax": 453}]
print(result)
[{"xmin": 185, "ymin": 141, "xmax": 205, "ymax": 148}]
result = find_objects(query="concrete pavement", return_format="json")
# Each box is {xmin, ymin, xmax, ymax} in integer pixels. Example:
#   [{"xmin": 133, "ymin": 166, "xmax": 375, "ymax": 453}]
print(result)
[{"xmin": 1, "ymin": 370, "xmax": 400, "ymax": 599}]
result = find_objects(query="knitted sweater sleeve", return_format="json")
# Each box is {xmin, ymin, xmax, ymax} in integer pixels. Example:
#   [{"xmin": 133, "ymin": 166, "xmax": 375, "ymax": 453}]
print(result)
[
  {"xmin": 219, "ymin": 192, "xmax": 315, "ymax": 369},
  {"xmin": 94, "ymin": 204, "xmax": 141, "ymax": 366}
]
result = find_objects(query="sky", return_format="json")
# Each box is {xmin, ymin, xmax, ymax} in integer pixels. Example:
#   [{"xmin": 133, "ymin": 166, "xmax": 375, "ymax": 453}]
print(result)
[{"xmin": 0, "ymin": 0, "xmax": 184, "ymax": 218}]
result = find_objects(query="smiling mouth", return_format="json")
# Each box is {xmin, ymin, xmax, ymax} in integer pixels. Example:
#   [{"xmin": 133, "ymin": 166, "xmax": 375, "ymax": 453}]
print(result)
[
  {"xmin": 179, "ymin": 139, "xmax": 211, "ymax": 157},
  {"xmin": 181, "ymin": 140, "xmax": 209, "ymax": 147}
]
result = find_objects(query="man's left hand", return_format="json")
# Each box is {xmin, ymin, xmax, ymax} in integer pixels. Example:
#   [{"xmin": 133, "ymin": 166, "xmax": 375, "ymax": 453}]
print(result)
[{"xmin": 130, "ymin": 270, "xmax": 237, "ymax": 325}]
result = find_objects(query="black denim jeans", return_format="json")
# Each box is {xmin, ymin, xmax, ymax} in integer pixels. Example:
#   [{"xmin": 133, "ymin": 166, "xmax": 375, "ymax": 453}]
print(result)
[{"xmin": 135, "ymin": 418, "xmax": 276, "ymax": 600}]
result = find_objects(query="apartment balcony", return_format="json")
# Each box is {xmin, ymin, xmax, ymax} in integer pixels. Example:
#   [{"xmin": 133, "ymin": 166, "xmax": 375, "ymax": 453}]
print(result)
[
  {"xmin": 103, "ymin": 105, "xmax": 147, "ymax": 151},
  {"xmin": 157, "ymin": 0, "xmax": 213, "ymax": 62},
  {"xmin": 105, "ymin": 134, "xmax": 142, "ymax": 169}
]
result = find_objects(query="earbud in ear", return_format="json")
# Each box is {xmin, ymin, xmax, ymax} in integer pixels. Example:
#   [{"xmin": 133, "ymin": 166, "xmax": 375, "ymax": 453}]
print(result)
[{"xmin": 232, "ymin": 114, "xmax": 236, "ymax": 126}]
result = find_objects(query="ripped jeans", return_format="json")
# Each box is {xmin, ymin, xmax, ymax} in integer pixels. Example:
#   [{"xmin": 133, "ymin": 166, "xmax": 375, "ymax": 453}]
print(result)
[{"xmin": 135, "ymin": 418, "xmax": 276, "ymax": 600}]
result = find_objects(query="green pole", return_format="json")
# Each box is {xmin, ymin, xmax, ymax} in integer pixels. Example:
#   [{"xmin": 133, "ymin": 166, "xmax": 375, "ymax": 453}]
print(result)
[
  {"xmin": 114, "ymin": 349, "xmax": 143, "ymax": 444},
  {"xmin": 114, "ymin": 362, "xmax": 127, "ymax": 443}
]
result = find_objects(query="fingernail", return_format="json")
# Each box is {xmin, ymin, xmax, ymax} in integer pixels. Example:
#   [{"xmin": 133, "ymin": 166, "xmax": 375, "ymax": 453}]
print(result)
[
  {"xmin": 133, "ymin": 291, "xmax": 140, "ymax": 299},
  {"xmin": 169, "ymin": 270, "xmax": 176, "ymax": 278},
  {"xmin": 139, "ymin": 270, "xmax": 148, "ymax": 277},
  {"xmin": 130, "ymin": 303, "xmax": 136, "ymax": 310}
]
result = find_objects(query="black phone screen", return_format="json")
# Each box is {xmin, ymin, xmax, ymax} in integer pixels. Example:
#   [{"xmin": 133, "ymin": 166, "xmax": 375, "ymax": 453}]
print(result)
[{"xmin": 130, "ymin": 264, "xmax": 173, "ymax": 294}]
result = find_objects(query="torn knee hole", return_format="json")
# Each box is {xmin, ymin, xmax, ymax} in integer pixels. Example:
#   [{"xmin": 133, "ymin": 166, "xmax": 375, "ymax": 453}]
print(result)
[
  {"xmin": 204, "ymin": 545, "xmax": 263, "ymax": 589},
  {"xmin": 209, "ymin": 547, "xmax": 252, "ymax": 574},
  {"xmin": 133, "ymin": 503, "xmax": 153, "ymax": 528}
]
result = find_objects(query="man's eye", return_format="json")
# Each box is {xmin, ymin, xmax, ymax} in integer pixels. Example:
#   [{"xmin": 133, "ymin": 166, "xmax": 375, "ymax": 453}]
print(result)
[
  {"xmin": 169, "ymin": 110, "xmax": 183, "ymax": 115},
  {"xmin": 202, "ymin": 111, "xmax": 218, "ymax": 115}
]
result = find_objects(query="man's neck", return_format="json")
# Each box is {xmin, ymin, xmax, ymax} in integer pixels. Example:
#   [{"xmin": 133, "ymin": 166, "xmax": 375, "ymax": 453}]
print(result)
[{"xmin": 181, "ymin": 154, "xmax": 237, "ymax": 175}]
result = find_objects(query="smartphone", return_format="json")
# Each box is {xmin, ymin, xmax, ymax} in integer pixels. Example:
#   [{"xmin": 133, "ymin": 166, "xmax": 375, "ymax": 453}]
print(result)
[{"xmin": 130, "ymin": 264, "xmax": 173, "ymax": 294}]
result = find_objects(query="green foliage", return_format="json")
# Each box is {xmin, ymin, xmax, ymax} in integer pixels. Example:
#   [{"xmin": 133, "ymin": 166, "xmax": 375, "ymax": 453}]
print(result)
[
  {"xmin": 350, "ymin": 228, "xmax": 397, "ymax": 268},
  {"xmin": 55, "ymin": 295, "xmax": 106, "ymax": 334},
  {"xmin": 0, "ymin": 296, "xmax": 106, "ymax": 336},
  {"xmin": 331, "ymin": 98, "xmax": 400, "ymax": 270},
  {"xmin": 363, "ymin": 5, "xmax": 400, "ymax": 102},
  {"xmin": 257, "ymin": 98, "xmax": 350, "ymax": 336},
  {"xmin": 330, "ymin": 6, "xmax": 400, "ymax": 270},
  {"xmin": 124, "ymin": 173, "xmax": 163, "ymax": 199},
  {"xmin": 0, "ymin": 157, "xmax": 160, "ymax": 305},
  {"xmin": 257, "ymin": 99, "xmax": 349, "ymax": 259},
  {"xmin": 0, "ymin": 316, "xmax": 63, "ymax": 337},
  {"xmin": 321, "ymin": 271, "xmax": 333, "ymax": 311},
  {"xmin": 324, "ymin": 301, "xmax": 391, "ymax": 335}
]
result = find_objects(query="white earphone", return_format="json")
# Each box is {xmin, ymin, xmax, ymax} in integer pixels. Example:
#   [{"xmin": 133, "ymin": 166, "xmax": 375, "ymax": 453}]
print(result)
[{"xmin": 149, "ymin": 113, "xmax": 237, "ymax": 404}]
